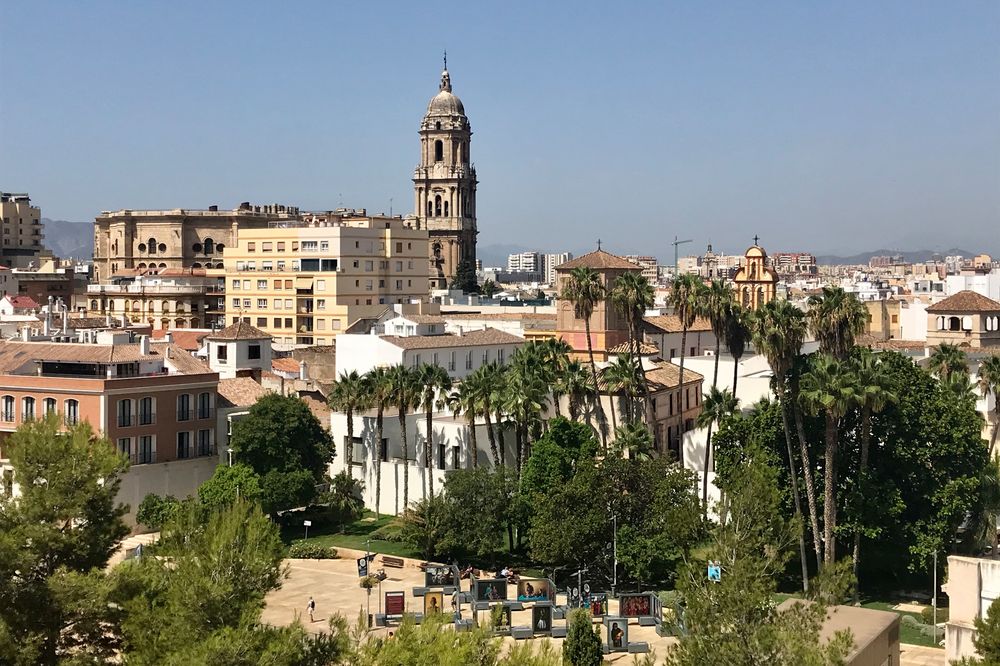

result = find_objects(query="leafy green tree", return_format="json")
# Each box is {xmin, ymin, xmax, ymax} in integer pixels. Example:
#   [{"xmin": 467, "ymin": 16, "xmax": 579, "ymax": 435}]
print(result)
[
  {"xmin": 0, "ymin": 416, "xmax": 130, "ymax": 664},
  {"xmin": 449, "ymin": 260, "xmax": 479, "ymax": 294},
  {"xmin": 979, "ymin": 355, "xmax": 1000, "ymax": 457},
  {"xmin": 666, "ymin": 447, "xmax": 853, "ymax": 666},
  {"xmin": 230, "ymin": 393, "xmax": 334, "ymax": 512},
  {"xmin": 397, "ymin": 494, "xmax": 450, "ymax": 560},
  {"xmin": 319, "ymin": 471, "xmax": 365, "ymax": 529},
  {"xmin": 557, "ymin": 359, "xmax": 594, "ymax": 421},
  {"xmin": 521, "ymin": 417, "xmax": 597, "ymax": 497},
  {"xmin": 700, "ymin": 278, "xmax": 735, "ymax": 390},
  {"xmin": 357, "ymin": 613, "xmax": 498, "ymax": 666},
  {"xmin": 329, "ymin": 369, "xmax": 368, "ymax": 478},
  {"xmin": 198, "ymin": 462, "xmax": 263, "ymax": 511},
  {"xmin": 450, "ymin": 376, "xmax": 488, "ymax": 467},
  {"xmin": 957, "ymin": 598, "xmax": 1000, "ymax": 665},
  {"xmin": 561, "ymin": 265, "xmax": 609, "ymax": 447},
  {"xmin": 136, "ymin": 492, "xmax": 183, "ymax": 531},
  {"xmin": 603, "ymin": 353, "xmax": 641, "ymax": 426},
  {"xmin": 697, "ymin": 386, "xmax": 739, "ymax": 515},
  {"xmin": 562, "ymin": 608, "xmax": 602, "ymax": 666},
  {"xmin": 481, "ymin": 279, "xmax": 499, "ymax": 298},
  {"xmin": 612, "ymin": 420, "xmax": 655, "ymax": 460},
  {"xmin": 438, "ymin": 467, "xmax": 521, "ymax": 559}
]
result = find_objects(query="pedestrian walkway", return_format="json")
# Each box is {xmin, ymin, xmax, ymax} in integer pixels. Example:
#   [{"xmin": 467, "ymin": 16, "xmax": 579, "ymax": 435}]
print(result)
[{"xmin": 901, "ymin": 643, "xmax": 944, "ymax": 666}]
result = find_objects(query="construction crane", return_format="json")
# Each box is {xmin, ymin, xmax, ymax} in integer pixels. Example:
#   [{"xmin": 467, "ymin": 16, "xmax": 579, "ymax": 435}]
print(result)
[{"xmin": 672, "ymin": 236, "xmax": 693, "ymax": 278}]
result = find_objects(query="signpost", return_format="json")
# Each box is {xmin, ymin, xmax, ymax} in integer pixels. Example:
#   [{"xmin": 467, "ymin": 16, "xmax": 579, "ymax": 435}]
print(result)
[{"xmin": 303, "ymin": 519, "xmax": 312, "ymax": 541}]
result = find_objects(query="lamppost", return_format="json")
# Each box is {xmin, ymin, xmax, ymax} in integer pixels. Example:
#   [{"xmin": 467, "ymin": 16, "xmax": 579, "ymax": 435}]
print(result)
[{"xmin": 227, "ymin": 448, "xmax": 233, "ymax": 467}]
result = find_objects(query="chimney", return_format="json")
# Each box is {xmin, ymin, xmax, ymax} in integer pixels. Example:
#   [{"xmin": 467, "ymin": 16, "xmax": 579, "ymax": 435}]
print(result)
[
  {"xmin": 299, "ymin": 360, "xmax": 308, "ymax": 381},
  {"xmin": 165, "ymin": 331, "xmax": 173, "ymax": 344},
  {"xmin": 139, "ymin": 335, "xmax": 150, "ymax": 356},
  {"xmin": 21, "ymin": 326, "xmax": 29, "ymax": 341}
]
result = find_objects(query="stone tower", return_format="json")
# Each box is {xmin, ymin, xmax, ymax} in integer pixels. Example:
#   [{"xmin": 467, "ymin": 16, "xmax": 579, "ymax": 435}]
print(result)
[{"xmin": 413, "ymin": 62, "xmax": 478, "ymax": 290}]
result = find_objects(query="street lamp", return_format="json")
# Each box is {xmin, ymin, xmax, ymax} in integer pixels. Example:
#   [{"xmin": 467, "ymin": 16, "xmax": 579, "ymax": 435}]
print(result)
[{"xmin": 227, "ymin": 448, "xmax": 233, "ymax": 467}]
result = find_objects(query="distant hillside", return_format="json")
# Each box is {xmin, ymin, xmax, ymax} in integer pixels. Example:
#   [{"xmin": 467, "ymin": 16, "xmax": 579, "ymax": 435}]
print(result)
[
  {"xmin": 816, "ymin": 248, "xmax": 978, "ymax": 266},
  {"xmin": 41, "ymin": 219, "xmax": 93, "ymax": 260}
]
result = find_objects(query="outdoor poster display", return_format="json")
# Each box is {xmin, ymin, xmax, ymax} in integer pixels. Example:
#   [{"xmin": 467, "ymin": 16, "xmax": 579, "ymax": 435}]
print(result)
[
  {"xmin": 531, "ymin": 605, "xmax": 552, "ymax": 634},
  {"xmin": 474, "ymin": 578, "xmax": 508, "ymax": 602},
  {"xmin": 424, "ymin": 565, "xmax": 458, "ymax": 587},
  {"xmin": 384, "ymin": 591, "xmax": 405, "ymax": 617},
  {"xmin": 590, "ymin": 593, "xmax": 608, "ymax": 618},
  {"xmin": 424, "ymin": 590, "xmax": 444, "ymax": 615},
  {"xmin": 606, "ymin": 617, "xmax": 628, "ymax": 652},
  {"xmin": 619, "ymin": 592, "xmax": 660, "ymax": 618},
  {"xmin": 516, "ymin": 578, "xmax": 554, "ymax": 602},
  {"xmin": 491, "ymin": 605, "xmax": 512, "ymax": 634}
]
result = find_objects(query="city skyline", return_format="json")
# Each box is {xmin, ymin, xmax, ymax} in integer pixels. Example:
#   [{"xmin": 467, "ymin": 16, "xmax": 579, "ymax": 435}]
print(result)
[{"xmin": 1, "ymin": 1, "xmax": 998, "ymax": 258}]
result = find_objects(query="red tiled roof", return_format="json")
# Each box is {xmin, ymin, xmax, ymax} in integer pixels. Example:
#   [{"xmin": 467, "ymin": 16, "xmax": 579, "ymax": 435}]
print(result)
[
  {"xmin": 5, "ymin": 296, "xmax": 39, "ymax": 309},
  {"xmin": 217, "ymin": 377, "xmax": 269, "ymax": 408},
  {"xmin": 608, "ymin": 341, "xmax": 660, "ymax": 355},
  {"xmin": 272, "ymin": 357, "xmax": 300, "ymax": 373},
  {"xmin": 207, "ymin": 321, "xmax": 271, "ymax": 341},
  {"xmin": 380, "ymin": 328, "xmax": 523, "ymax": 350},
  {"xmin": 643, "ymin": 315, "xmax": 713, "ymax": 333},
  {"xmin": 151, "ymin": 328, "xmax": 211, "ymax": 352},
  {"xmin": 926, "ymin": 290, "xmax": 1000, "ymax": 313},
  {"xmin": 555, "ymin": 250, "xmax": 642, "ymax": 271}
]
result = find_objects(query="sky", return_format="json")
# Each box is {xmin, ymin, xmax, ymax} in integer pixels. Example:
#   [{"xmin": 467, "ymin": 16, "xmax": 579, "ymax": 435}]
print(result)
[{"xmin": 1, "ymin": 1, "xmax": 998, "ymax": 259}]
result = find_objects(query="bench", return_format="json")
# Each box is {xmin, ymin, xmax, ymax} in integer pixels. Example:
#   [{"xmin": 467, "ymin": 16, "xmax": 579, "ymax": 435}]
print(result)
[
  {"xmin": 627, "ymin": 642, "xmax": 650, "ymax": 654},
  {"xmin": 382, "ymin": 556, "xmax": 405, "ymax": 569}
]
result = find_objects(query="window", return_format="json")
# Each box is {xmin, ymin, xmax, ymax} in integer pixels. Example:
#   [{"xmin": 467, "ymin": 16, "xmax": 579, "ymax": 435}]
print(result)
[
  {"xmin": 232, "ymin": 279, "xmax": 241, "ymax": 289},
  {"xmin": 365, "ymin": 260, "xmax": 374, "ymax": 272},
  {"xmin": 302, "ymin": 240, "xmax": 318, "ymax": 252},
  {"xmin": 274, "ymin": 280, "xmax": 283, "ymax": 290},
  {"xmin": 217, "ymin": 345, "xmax": 228, "ymax": 361},
  {"xmin": 434, "ymin": 140, "xmax": 443, "ymax": 162},
  {"xmin": 257, "ymin": 317, "xmax": 267, "ymax": 327},
  {"xmin": 64, "ymin": 399, "xmax": 79, "ymax": 425},
  {"xmin": 138, "ymin": 436, "xmax": 154, "ymax": 464},
  {"xmin": 177, "ymin": 394, "xmax": 191, "ymax": 421},
  {"xmin": 43, "ymin": 398, "xmax": 57, "ymax": 416},
  {"xmin": 320, "ymin": 241, "xmax": 329, "ymax": 252},
  {"xmin": 262, "ymin": 242, "xmax": 272, "ymax": 252},
  {"xmin": 284, "ymin": 299, "xmax": 292, "ymax": 309},
  {"xmin": 316, "ymin": 279, "xmax": 326, "ymax": 290},
  {"xmin": 139, "ymin": 397, "xmax": 154, "ymax": 425},
  {"xmin": 451, "ymin": 446, "xmax": 460, "ymax": 470},
  {"xmin": 395, "ymin": 242, "xmax": 403, "ymax": 254},
  {"xmin": 257, "ymin": 279, "xmax": 267, "ymax": 289},
  {"xmin": 316, "ymin": 299, "xmax": 326, "ymax": 310},
  {"xmin": 197, "ymin": 429, "xmax": 213, "ymax": 456},
  {"xmin": 257, "ymin": 298, "xmax": 267, "ymax": 309},
  {"xmin": 248, "ymin": 345, "xmax": 261, "ymax": 360},
  {"xmin": 273, "ymin": 298, "xmax": 282, "ymax": 310},
  {"xmin": 198, "ymin": 392, "xmax": 212, "ymax": 419},
  {"xmin": 284, "ymin": 318, "xmax": 292, "ymax": 328},
  {"xmin": 277, "ymin": 260, "xmax": 285, "ymax": 271},
  {"xmin": 365, "ymin": 280, "xmax": 373, "ymax": 291},
  {"xmin": 22, "ymin": 397, "xmax": 35, "ymax": 421},
  {"xmin": 317, "ymin": 319, "xmax": 326, "ymax": 330},
  {"xmin": 117, "ymin": 399, "xmax": 133, "ymax": 427},
  {"xmin": 262, "ymin": 261, "xmax": 272, "ymax": 271},
  {"xmin": 498, "ymin": 348, "xmax": 505, "ymax": 363},
  {"xmin": 466, "ymin": 351, "xmax": 474, "ymax": 370},
  {"xmin": 176, "ymin": 431, "xmax": 191, "ymax": 459},
  {"xmin": 2, "ymin": 396, "xmax": 14, "ymax": 422},
  {"xmin": 379, "ymin": 439, "xmax": 388, "ymax": 462},
  {"xmin": 273, "ymin": 318, "xmax": 282, "ymax": 328},
  {"xmin": 247, "ymin": 242, "xmax": 256, "ymax": 252},
  {"xmin": 277, "ymin": 242, "xmax": 285, "ymax": 251},
  {"xmin": 118, "ymin": 437, "xmax": 131, "ymax": 457}
]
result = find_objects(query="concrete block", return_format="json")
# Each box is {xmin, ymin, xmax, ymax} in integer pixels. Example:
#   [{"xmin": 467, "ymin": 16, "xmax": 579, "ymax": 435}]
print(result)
[
  {"xmin": 628, "ymin": 642, "xmax": 650, "ymax": 654},
  {"xmin": 511, "ymin": 627, "xmax": 533, "ymax": 640},
  {"xmin": 551, "ymin": 626, "xmax": 567, "ymax": 638}
]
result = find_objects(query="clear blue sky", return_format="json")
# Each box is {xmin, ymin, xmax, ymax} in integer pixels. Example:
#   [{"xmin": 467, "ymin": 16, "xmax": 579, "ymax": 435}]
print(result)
[{"xmin": 1, "ymin": 1, "xmax": 998, "ymax": 259}]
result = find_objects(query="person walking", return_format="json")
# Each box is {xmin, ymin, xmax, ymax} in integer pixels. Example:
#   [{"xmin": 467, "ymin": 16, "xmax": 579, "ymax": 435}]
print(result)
[{"xmin": 307, "ymin": 596, "xmax": 316, "ymax": 623}]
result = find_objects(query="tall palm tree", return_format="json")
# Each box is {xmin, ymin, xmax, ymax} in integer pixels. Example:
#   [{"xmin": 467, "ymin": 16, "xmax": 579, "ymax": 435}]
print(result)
[
  {"xmin": 362, "ymin": 366, "xmax": 393, "ymax": 520},
  {"xmin": 800, "ymin": 354, "xmax": 859, "ymax": 565},
  {"xmin": 610, "ymin": 271, "xmax": 656, "ymax": 422},
  {"xmin": 944, "ymin": 372, "xmax": 979, "ymax": 403},
  {"xmin": 750, "ymin": 298, "xmax": 818, "ymax": 587},
  {"xmin": 418, "ymin": 364, "xmax": 453, "ymax": 499},
  {"xmin": 487, "ymin": 363, "xmax": 510, "ymax": 466},
  {"xmin": 449, "ymin": 380, "xmax": 483, "ymax": 475},
  {"xmin": 979, "ymin": 355, "xmax": 1000, "ymax": 457},
  {"xmin": 561, "ymin": 266, "xmax": 609, "ymax": 447},
  {"xmin": 603, "ymin": 353, "xmax": 640, "ymax": 425},
  {"xmin": 558, "ymin": 360, "xmax": 594, "ymax": 421},
  {"xmin": 929, "ymin": 342, "xmax": 969, "ymax": 382},
  {"xmin": 329, "ymin": 370, "xmax": 366, "ymax": 479},
  {"xmin": 696, "ymin": 386, "xmax": 740, "ymax": 517},
  {"xmin": 538, "ymin": 338, "xmax": 572, "ymax": 417},
  {"xmin": 613, "ymin": 421, "xmax": 655, "ymax": 460},
  {"xmin": 505, "ymin": 349, "xmax": 550, "ymax": 477},
  {"xmin": 702, "ymin": 279, "xmax": 735, "ymax": 390},
  {"xmin": 806, "ymin": 286, "xmax": 869, "ymax": 361},
  {"xmin": 667, "ymin": 274, "xmax": 704, "ymax": 464},
  {"xmin": 850, "ymin": 350, "xmax": 897, "ymax": 595},
  {"xmin": 723, "ymin": 303, "xmax": 752, "ymax": 397},
  {"xmin": 388, "ymin": 364, "xmax": 420, "ymax": 509}
]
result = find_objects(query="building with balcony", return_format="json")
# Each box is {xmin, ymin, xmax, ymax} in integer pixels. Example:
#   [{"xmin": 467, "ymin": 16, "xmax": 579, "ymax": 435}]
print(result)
[
  {"xmin": 0, "ymin": 192, "xmax": 47, "ymax": 269},
  {"xmin": 220, "ymin": 215, "xmax": 429, "ymax": 350},
  {"xmin": 0, "ymin": 330, "xmax": 221, "ymax": 527},
  {"xmin": 84, "ymin": 267, "xmax": 225, "ymax": 329},
  {"xmin": 11, "ymin": 258, "xmax": 83, "ymax": 309}
]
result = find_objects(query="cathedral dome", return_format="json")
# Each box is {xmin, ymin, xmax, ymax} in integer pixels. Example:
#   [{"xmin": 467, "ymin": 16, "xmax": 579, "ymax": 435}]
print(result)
[{"xmin": 425, "ymin": 69, "xmax": 466, "ymax": 117}]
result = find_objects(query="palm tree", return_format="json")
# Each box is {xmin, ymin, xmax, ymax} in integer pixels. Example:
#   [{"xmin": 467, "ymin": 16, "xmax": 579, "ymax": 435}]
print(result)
[
  {"xmin": 800, "ymin": 354, "xmax": 859, "ymax": 565},
  {"xmin": 449, "ymin": 380, "xmax": 483, "ymax": 475},
  {"xmin": 504, "ymin": 348, "xmax": 550, "ymax": 477},
  {"xmin": 558, "ymin": 360, "xmax": 594, "ymax": 421},
  {"xmin": 610, "ymin": 271, "xmax": 656, "ymax": 422},
  {"xmin": 696, "ymin": 386, "xmax": 740, "ymax": 516},
  {"xmin": 668, "ymin": 274, "xmax": 704, "ymax": 464},
  {"xmin": 702, "ymin": 280, "xmax": 735, "ymax": 390},
  {"xmin": 929, "ymin": 342, "xmax": 969, "ymax": 382},
  {"xmin": 613, "ymin": 421, "xmax": 655, "ymax": 460},
  {"xmin": 487, "ymin": 363, "xmax": 510, "ymax": 466},
  {"xmin": 944, "ymin": 372, "xmax": 979, "ymax": 403},
  {"xmin": 539, "ymin": 338, "xmax": 572, "ymax": 417},
  {"xmin": 979, "ymin": 355, "xmax": 1000, "ymax": 457},
  {"xmin": 724, "ymin": 303, "xmax": 752, "ymax": 397},
  {"xmin": 603, "ymin": 353, "xmax": 641, "ymax": 424},
  {"xmin": 418, "ymin": 364, "xmax": 452, "ymax": 499},
  {"xmin": 850, "ymin": 350, "xmax": 897, "ymax": 596},
  {"xmin": 362, "ymin": 366, "xmax": 393, "ymax": 520},
  {"xmin": 750, "ymin": 298, "xmax": 819, "ymax": 587},
  {"xmin": 329, "ymin": 370, "xmax": 366, "ymax": 479},
  {"xmin": 806, "ymin": 286, "xmax": 869, "ymax": 361},
  {"xmin": 388, "ymin": 364, "xmax": 420, "ymax": 509},
  {"xmin": 561, "ymin": 266, "xmax": 609, "ymax": 447}
]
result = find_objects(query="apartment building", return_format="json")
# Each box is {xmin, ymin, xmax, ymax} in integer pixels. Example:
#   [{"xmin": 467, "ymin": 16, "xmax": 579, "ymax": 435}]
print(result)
[
  {"xmin": 0, "ymin": 192, "xmax": 47, "ymax": 268},
  {"xmin": 0, "ymin": 330, "xmax": 221, "ymax": 525},
  {"xmin": 624, "ymin": 255, "xmax": 660, "ymax": 284},
  {"xmin": 507, "ymin": 251, "xmax": 540, "ymax": 274},
  {"xmin": 85, "ymin": 267, "xmax": 224, "ymax": 330},
  {"xmin": 220, "ymin": 215, "xmax": 429, "ymax": 349}
]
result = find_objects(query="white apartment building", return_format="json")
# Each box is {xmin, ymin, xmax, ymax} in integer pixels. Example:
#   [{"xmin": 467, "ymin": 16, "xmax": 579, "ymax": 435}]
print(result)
[
  {"xmin": 0, "ymin": 192, "xmax": 46, "ymax": 269},
  {"xmin": 507, "ymin": 252, "xmax": 540, "ymax": 274},
  {"xmin": 543, "ymin": 252, "xmax": 573, "ymax": 284},
  {"xmin": 946, "ymin": 272, "xmax": 1000, "ymax": 302}
]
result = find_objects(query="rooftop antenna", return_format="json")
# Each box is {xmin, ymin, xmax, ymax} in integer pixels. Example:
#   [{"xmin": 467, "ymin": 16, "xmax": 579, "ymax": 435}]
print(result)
[
  {"xmin": 672, "ymin": 236, "xmax": 693, "ymax": 277},
  {"xmin": 443, "ymin": 49, "xmax": 447, "ymax": 70}
]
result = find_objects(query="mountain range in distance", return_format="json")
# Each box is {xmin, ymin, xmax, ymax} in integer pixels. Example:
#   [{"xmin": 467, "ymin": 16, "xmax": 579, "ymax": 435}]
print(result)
[{"xmin": 41, "ymin": 219, "xmax": 94, "ymax": 260}]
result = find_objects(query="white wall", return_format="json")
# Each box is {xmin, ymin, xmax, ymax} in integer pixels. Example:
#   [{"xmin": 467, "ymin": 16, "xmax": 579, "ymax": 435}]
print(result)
[
  {"xmin": 899, "ymin": 300, "xmax": 929, "ymax": 342},
  {"xmin": 118, "ymin": 457, "xmax": 218, "ymax": 530},
  {"xmin": 334, "ymin": 335, "xmax": 402, "ymax": 377}
]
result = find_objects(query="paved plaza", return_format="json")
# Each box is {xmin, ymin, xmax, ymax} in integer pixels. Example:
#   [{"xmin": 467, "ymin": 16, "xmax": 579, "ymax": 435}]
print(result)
[{"xmin": 262, "ymin": 551, "xmax": 946, "ymax": 665}]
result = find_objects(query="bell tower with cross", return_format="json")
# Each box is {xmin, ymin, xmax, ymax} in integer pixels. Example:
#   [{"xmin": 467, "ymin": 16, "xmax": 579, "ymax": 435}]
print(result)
[{"xmin": 732, "ymin": 234, "xmax": 778, "ymax": 310}]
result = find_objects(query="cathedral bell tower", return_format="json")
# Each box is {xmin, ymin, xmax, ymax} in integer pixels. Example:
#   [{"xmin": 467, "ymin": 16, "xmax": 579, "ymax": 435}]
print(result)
[{"xmin": 413, "ymin": 60, "xmax": 478, "ymax": 290}]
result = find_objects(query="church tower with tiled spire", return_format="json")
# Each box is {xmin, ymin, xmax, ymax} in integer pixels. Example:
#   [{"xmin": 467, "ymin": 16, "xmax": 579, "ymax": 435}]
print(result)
[{"xmin": 413, "ymin": 57, "xmax": 478, "ymax": 290}]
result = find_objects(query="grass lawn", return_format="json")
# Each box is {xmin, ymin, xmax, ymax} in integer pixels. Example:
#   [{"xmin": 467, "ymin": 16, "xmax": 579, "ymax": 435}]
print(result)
[{"xmin": 283, "ymin": 512, "xmax": 422, "ymax": 560}]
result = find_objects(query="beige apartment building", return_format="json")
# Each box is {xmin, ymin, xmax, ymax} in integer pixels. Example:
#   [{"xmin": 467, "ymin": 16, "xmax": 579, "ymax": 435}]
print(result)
[
  {"xmin": 0, "ymin": 192, "xmax": 47, "ymax": 268},
  {"xmin": 219, "ymin": 216, "xmax": 428, "ymax": 349}
]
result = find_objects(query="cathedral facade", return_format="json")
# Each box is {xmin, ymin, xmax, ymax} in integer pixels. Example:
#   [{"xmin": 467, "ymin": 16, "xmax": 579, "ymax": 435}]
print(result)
[
  {"xmin": 732, "ymin": 239, "xmax": 779, "ymax": 310},
  {"xmin": 412, "ymin": 65, "xmax": 478, "ymax": 290}
]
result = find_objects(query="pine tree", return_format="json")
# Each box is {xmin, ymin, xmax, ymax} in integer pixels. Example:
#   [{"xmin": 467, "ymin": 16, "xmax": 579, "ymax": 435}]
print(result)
[{"xmin": 562, "ymin": 608, "xmax": 603, "ymax": 666}]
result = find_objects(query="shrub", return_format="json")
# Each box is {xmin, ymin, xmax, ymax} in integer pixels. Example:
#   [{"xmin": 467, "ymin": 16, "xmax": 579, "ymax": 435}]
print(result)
[
  {"xmin": 288, "ymin": 542, "xmax": 337, "ymax": 559},
  {"xmin": 921, "ymin": 606, "xmax": 949, "ymax": 624}
]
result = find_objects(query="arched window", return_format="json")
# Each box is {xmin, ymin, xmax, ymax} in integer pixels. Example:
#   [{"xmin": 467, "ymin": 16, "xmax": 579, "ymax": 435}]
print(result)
[
  {"xmin": 204, "ymin": 238, "xmax": 215, "ymax": 254},
  {"xmin": 132, "ymin": 300, "xmax": 140, "ymax": 311},
  {"xmin": 949, "ymin": 316, "xmax": 961, "ymax": 331},
  {"xmin": 191, "ymin": 262, "xmax": 201, "ymax": 269},
  {"xmin": 2, "ymin": 395, "xmax": 14, "ymax": 422},
  {"xmin": 43, "ymin": 398, "xmax": 57, "ymax": 416},
  {"xmin": 90, "ymin": 300, "xmax": 98, "ymax": 311},
  {"xmin": 147, "ymin": 238, "xmax": 157, "ymax": 255},
  {"xmin": 137, "ymin": 262, "xmax": 147, "ymax": 270},
  {"xmin": 426, "ymin": 200, "xmax": 433, "ymax": 217},
  {"xmin": 435, "ymin": 121, "xmax": 441, "ymax": 130},
  {"xmin": 22, "ymin": 397, "xmax": 35, "ymax": 421},
  {"xmin": 158, "ymin": 263, "xmax": 166, "ymax": 269},
  {"xmin": 434, "ymin": 140, "xmax": 443, "ymax": 162},
  {"xmin": 64, "ymin": 399, "xmax": 79, "ymax": 425},
  {"xmin": 139, "ymin": 397, "xmax": 154, "ymax": 425},
  {"xmin": 124, "ymin": 302, "xmax": 131, "ymax": 312},
  {"xmin": 458, "ymin": 142, "xmax": 464, "ymax": 163},
  {"xmin": 937, "ymin": 316, "xmax": 945, "ymax": 330},
  {"xmin": 434, "ymin": 195, "xmax": 442, "ymax": 217},
  {"xmin": 443, "ymin": 201, "xmax": 449, "ymax": 217}
]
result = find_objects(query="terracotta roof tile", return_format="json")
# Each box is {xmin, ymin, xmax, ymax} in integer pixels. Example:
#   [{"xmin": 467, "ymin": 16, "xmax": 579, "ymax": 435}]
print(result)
[
  {"xmin": 643, "ymin": 315, "xmax": 713, "ymax": 333},
  {"xmin": 150, "ymin": 342, "xmax": 213, "ymax": 375},
  {"xmin": 608, "ymin": 341, "xmax": 661, "ymax": 355},
  {"xmin": 926, "ymin": 290, "xmax": 1000, "ymax": 313},
  {"xmin": 443, "ymin": 312, "xmax": 554, "ymax": 322},
  {"xmin": 272, "ymin": 357, "xmax": 301, "ymax": 373},
  {"xmin": 555, "ymin": 250, "xmax": 642, "ymax": 271},
  {"xmin": 644, "ymin": 361, "xmax": 704, "ymax": 391},
  {"xmin": 207, "ymin": 321, "xmax": 271, "ymax": 340},
  {"xmin": 151, "ymin": 328, "xmax": 211, "ymax": 352},
  {"xmin": 217, "ymin": 377, "xmax": 269, "ymax": 408},
  {"xmin": 393, "ymin": 314, "xmax": 446, "ymax": 324},
  {"xmin": 5, "ymin": 296, "xmax": 39, "ymax": 309},
  {"xmin": 0, "ymin": 340, "xmax": 161, "ymax": 372},
  {"xmin": 380, "ymin": 328, "xmax": 523, "ymax": 350}
]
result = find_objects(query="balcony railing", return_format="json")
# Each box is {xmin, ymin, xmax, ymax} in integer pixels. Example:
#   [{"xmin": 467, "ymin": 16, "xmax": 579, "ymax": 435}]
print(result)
[{"xmin": 87, "ymin": 284, "xmax": 211, "ymax": 295}]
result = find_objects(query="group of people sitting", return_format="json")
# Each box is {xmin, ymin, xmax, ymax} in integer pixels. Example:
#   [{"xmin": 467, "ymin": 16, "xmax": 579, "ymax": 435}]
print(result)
[{"xmin": 497, "ymin": 566, "xmax": 520, "ymax": 584}]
